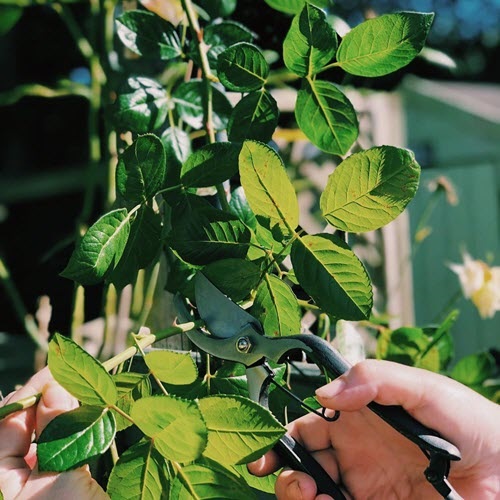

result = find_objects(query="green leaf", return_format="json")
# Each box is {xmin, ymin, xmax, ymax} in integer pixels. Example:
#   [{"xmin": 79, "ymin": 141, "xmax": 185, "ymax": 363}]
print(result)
[
  {"xmin": 107, "ymin": 440, "xmax": 171, "ymax": 500},
  {"xmin": 217, "ymin": 42, "xmax": 269, "ymax": 92},
  {"xmin": 196, "ymin": 0, "xmax": 237, "ymax": 18},
  {"xmin": 250, "ymin": 274, "xmax": 301, "ymax": 337},
  {"xmin": 116, "ymin": 10, "xmax": 181, "ymax": 60},
  {"xmin": 202, "ymin": 20, "xmax": 254, "ymax": 70},
  {"xmin": 131, "ymin": 396, "xmax": 207, "ymax": 463},
  {"xmin": 336, "ymin": 12, "xmax": 435, "ymax": 77},
  {"xmin": 211, "ymin": 364, "xmax": 249, "ymax": 398},
  {"xmin": 229, "ymin": 186, "xmax": 258, "ymax": 230},
  {"xmin": 38, "ymin": 406, "xmax": 116, "ymax": 472},
  {"xmin": 264, "ymin": 0, "xmax": 305, "ymax": 14},
  {"xmin": 291, "ymin": 234, "xmax": 372, "ymax": 320},
  {"xmin": 61, "ymin": 208, "xmax": 131, "ymax": 286},
  {"xmin": 161, "ymin": 127, "xmax": 192, "ymax": 167},
  {"xmin": 264, "ymin": 0, "xmax": 333, "ymax": 14},
  {"xmin": 228, "ymin": 90, "xmax": 279, "ymax": 143},
  {"xmin": 48, "ymin": 334, "xmax": 117, "ymax": 406},
  {"xmin": 203, "ymin": 259, "xmax": 261, "ymax": 302},
  {"xmin": 239, "ymin": 140, "xmax": 299, "ymax": 235},
  {"xmin": 144, "ymin": 350, "xmax": 198, "ymax": 385},
  {"xmin": 107, "ymin": 205, "xmax": 162, "ymax": 289},
  {"xmin": 232, "ymin": 464, "xmax": 278, "ymax": 494},
  {"xmin": 116, "ymin": 134, "xmax": 166, "ymax": 206},
  {"xmin": 320, "ymin": 146, "xmax": 421, "ymax": 232},
  {"xmin": 113, "ymin": 77, "xmax": 168, "ymax": 134},
  {"xmin": 283, "ymin": 3, "xmax": 337, "ymax": 77},
  {"xmin": 199, "ymin": 395, "xmax": 285, "ymax": 465},
  {"xmin": 160, "ymin": 127, "xmax": 192, "ymax": 204},
  {"xmin": 168, "ymin": 196, "xmax": 251, "ymax": 265},
  {"xmin": 376, "ymin": 326, "xmax": 453, "ymax": 372},
  {"xmin": 112, "ymin": 372, "xmax": 152, "ymax": 431},
  {"xmin": 181, "ymin": 142, "xmax": 241, "ymax": 188},
  {"xmin": 0, "ymin": 6, "xmax": 22, "ymax": 36},
  {"xmin": 172, "ymin": 79, "xmax": 232, "ymax": 131},
  {"xmin": 450, "ymin": 352, "xmax": 496, "ymax": 386},
  {"xmin": 164, "ymin": 248, "xmax": 198, "ymax": 300},
  {"xmin": 170, "ymin": 461, "xmax": 256, "ymax": 499},
  {"xmin": 296, "ymin": 78, "xmax": 358, "ymax": 155}
]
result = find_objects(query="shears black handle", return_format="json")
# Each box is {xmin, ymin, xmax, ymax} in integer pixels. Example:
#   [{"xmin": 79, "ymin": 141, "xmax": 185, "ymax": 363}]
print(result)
[
  {"xmin": 293, "ymin": 334, "xmax": 461, "ymax": 461},
  {"xmin": 274, "ymin": 433, "xmax": 346, "ymax": 499}
]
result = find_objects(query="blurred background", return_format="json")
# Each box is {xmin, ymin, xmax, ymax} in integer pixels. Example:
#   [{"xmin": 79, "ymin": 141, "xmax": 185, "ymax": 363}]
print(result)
[{"xmin": 1, "ymin": 0, "xmax": 499, "ymax": 391}]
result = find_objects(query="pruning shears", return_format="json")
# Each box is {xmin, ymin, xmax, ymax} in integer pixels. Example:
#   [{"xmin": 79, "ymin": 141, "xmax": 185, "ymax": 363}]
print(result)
[{"xmin": 176, "ymin": 273, "xmax": 463, "ymax": 500}]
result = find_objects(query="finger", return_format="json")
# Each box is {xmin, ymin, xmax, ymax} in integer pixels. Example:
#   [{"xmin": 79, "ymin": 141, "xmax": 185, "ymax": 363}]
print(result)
[
  {"xmin": 35, "ymin": 381, "xmax": 78, "ymax": 438},
  {"xmin": 0, "ymin": 368, "xmax": 53, "ymax": 461},
  {"xmin": 314, "ymin": 359, "xmax": 498, "ymax": 457},
  {"xmin": 248, "ymin": 415, "xmax": 333, "ymax": 477}
]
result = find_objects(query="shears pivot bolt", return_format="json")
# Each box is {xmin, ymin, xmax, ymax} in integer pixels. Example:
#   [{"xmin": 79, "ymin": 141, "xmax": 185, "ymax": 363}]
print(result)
[{"xmin": 236, "ymin": 336, "xmax": 252, "ymax": 353}]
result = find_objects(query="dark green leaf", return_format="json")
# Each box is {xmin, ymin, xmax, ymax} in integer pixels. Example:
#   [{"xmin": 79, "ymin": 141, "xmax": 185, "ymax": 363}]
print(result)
[
  {"xmin": 203, "ymin": 258, "xmax": 261, "ymax": 301},
  {"xmin": 131, "ymin": 395, "xmax": 207, "ymax": 463},
  {"xmin": 291, "ymin": 234, "xmax": 372, "ymax": 320},
  {"xmin": 48, "ymin": 334, "xmax": 118, "ymax": 406},
  {"xmin": 283, "ymin": 3, "xmax": 337, "ymax": 77},
  {"xmin": 450, "ymin": 352, "xmax": 496, "ymax": 386},
  {"xmin": 203, "ymin": 21, "xmax": 254, "ymax": 70},
  {"xmin": 61, "ymin": 209, "xmax": 131, "ymax": 285},
  {"xmin": 239, "ymin": 140, "xmax": 299, "ymax": 235},
  {"xmin": 181, "ymin": 142, "xmax": 241, "ymax": 188},
  {"xmin": 229, "ymin": 186, "xmax": 257, "ymax": 230},
  {"xmin": 116, "ymin": 10, "xmax": 181, "ymax": 60},
  {"xmin": 199, "ymin": 395, "xmax": 285, "ymax": 465},
  {"xmin": 160, "ymin": 127, "xmax": 191, "ymax": 204},
  {"xmin": 164, "ymin": 248, "xmax": 198, "ymax": 300},
  {"xmin": 172, "ymin": 79, "xmax": 232, "ymax": 130},
  {"xmin": 116, "ymin": 134, "xmax": 166, "ymax": 206},
  {"xmin": 196, "ymin": 0, "xmax": 237, "ymax": 18},
  {"xmin": 107, "ymin": 440, "xmax": 171, "ymax": 500},
  {"xmin": 169, "ymin": 196, "xmax": 251, "ymax": 265},
  {"xmin": 113, "ymin": 77, "xmax": 168, "ymax": 134},
  {"xmin": 38, "ymin": 406, "xmax": 115, "ymax": 472},
  {"xmin": 250, "ymin": 274, "xmax": 301, "ymax": 337},
  {"xmin": 376, "ymin": 326, "xmax": 453, "ymax": 372},
  {"xmin": 144, "ymin": 350, "xmax": 198, "ymax": 385},
  {"xmin": 217, "ymin": 42, "xmax": 269, "ymax": 92},
  {"xmin": 228, "ymin": 90, "xmax": 279, "ymax": 143},
  {"xmin": 169, "ymin": 461, "xmax": 256, "ymax": 499},
  {"xmin": 0, "ymin": 6, "xmax": 22, "ymax": 36},
  {"xmin": 112, "ymin": 372, "xmax": 152, "ymax": 431},
  {"xmin": 107, "ymin": 205, "xmax": 162, "ymax": 289},
  {"xmin": 336, "ymin": 12, "xmax": 435, "ymax": 77},
  {"xmin": 320, "ymin": 146, "xmax": 421, "ymax": 232},
  {"xmin": 296, "ymin": 79, "xmax": 358, "ymax": 155}
]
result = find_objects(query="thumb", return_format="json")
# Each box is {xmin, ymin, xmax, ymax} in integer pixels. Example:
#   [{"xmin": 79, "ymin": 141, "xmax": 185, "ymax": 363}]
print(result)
[{"xmin": 36, "ymin": 381, "xmax": 79, "ymax": 438}]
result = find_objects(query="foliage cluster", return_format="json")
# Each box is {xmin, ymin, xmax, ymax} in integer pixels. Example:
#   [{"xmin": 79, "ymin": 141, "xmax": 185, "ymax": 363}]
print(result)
[{"xmin": 1, "ymin": 0, "xmax": 497, "ymax": 498}]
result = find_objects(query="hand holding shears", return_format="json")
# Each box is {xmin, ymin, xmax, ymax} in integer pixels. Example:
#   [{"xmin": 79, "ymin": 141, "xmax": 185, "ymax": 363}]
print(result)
[{"xmin": 177, "ymin": 273, "xmax": 463, "ymax": 499}]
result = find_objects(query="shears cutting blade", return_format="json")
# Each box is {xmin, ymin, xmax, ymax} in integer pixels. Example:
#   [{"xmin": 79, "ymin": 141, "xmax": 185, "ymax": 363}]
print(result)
[{"xmin": 176, "ymin": 272, "xmax": 462, "ymax": 500}]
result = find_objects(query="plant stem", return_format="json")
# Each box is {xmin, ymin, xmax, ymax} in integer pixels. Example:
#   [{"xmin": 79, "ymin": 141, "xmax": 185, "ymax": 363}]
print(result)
[
  {"xmin": 0, "ymin": 257, "xmax": 48, "ymax": 351},
  {"xmin": 102, "ymin": 321, "xmax": 204, "ymax": 372},
  {"xmin": 180, "ymin": 0, "xmax": 229, "ymax": 211},
  {"xmin": 0, "ymin": 394, "xmax": 40, "ymax": 420},
  {"xmin": 0, "ymin": 321, "xmax": 203, "ymax": 421}
]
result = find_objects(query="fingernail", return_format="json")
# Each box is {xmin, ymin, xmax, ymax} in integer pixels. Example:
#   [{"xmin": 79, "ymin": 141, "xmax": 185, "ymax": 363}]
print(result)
[{"xmin": 315, "ymin": 378, "xmax": 346, "ymax": 400}]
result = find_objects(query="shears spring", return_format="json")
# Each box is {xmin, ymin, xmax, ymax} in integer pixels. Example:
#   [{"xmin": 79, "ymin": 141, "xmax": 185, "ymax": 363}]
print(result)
[{"xmin": 266, "ymin": 367, "xmax": 340, "ymax": 423}]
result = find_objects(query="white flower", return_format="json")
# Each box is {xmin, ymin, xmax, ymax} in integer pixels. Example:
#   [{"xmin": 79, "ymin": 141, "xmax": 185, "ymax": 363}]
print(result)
[
  {"xmin": 448, "ymin": 252, "xmax": 485, "ymax": 298},
  {"xmin": 333, "ymin": 320, "xmax": 366, "ymax": 364},
  {"xmin": 449, "ymin": 252, "xmax": 500, "ymax": 319}
]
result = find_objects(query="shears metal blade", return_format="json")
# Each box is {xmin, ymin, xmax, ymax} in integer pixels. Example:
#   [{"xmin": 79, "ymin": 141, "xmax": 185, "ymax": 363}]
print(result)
[{"xmin": 176, "ymin": 272, "xmax": 462, "ymax": 500}]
